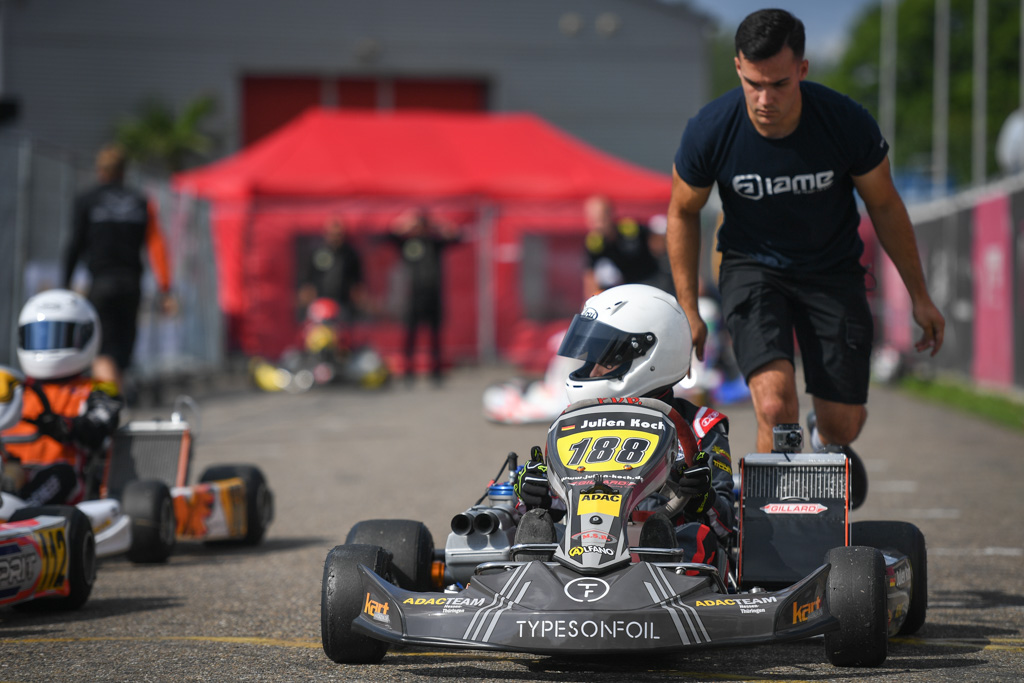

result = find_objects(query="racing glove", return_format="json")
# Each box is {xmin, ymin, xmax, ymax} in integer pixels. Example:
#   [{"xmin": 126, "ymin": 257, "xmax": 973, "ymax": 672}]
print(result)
[
  {"xmin": 29, "ymin": 412, "xmax": 73, "ymax": 444},
  {"xmin": 674, "ymin": 450, "xmax": 716, "ymax": 516},
  {"xmin": 514, "ymin": 446, "xmax": 552, "ymax": 509}
]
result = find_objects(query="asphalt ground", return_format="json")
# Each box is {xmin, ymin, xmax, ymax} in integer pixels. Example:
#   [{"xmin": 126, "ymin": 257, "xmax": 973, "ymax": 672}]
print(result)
[{"xmin": 2, "ymin": 365, "xmax": 1023, "ymax": 682}]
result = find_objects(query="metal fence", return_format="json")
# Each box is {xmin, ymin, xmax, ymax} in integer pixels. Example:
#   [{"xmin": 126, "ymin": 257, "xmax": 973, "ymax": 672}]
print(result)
[{"xmin": 0, "ymin": 133, "xmax": 223, "ymax": 383}]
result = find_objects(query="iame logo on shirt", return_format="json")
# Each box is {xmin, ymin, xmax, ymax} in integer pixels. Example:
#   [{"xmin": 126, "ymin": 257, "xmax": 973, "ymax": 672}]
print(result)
[{"xmin": 731, "ymin": 171, "xmax": 835, "ymax": 200}]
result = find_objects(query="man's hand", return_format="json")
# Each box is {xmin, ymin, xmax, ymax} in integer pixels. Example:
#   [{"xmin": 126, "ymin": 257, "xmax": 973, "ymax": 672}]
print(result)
[
  {"xmin": 675, "ymin": 450, "xmax": 715, "ymax": 515},
  {"xmin": 514, "ymin": 448, "xmax": 552, "ymax": 509},
  {"xmin": 913, "ymin": 299, "xmax": 945, "ymax": 356},
  {"xmin": 689, "ymin": 316, "xmax": 708, "ymax": 363},
  {"xmin": 30, "ymin": 412, "xmax": 73, "ymax": 443}
]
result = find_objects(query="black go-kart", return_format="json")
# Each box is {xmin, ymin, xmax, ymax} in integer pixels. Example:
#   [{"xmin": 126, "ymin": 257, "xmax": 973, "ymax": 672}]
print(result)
[{"xmin": 321, "ymin": 397, "xmax": 926, "ymax": 667}]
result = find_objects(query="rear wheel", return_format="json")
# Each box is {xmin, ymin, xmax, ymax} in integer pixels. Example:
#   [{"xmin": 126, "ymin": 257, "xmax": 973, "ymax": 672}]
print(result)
[
  {"xmin": 345, "ymin": 519, "xmax": 434, "ymax": 591},
  {"xmin": 824, "ymin": 546, "xmax": 888, "ymax": 667},
  {"xmin": 123, "ymin": 480, "xmax": 176, "ymax": 563},
  {"xmin": 852, "ymin": 520, "xmax": 928, "ymax": 635},
  {"xmin": 9, "ymin": 505, "xmax": 96, "ymax": 610},
  {"xmin": 321, "ymin": 544, "xmax": 391, "ymax": 664},
  {"xmin": 199, "ymin": 465, "xmax": 274, "ymax": 545}
]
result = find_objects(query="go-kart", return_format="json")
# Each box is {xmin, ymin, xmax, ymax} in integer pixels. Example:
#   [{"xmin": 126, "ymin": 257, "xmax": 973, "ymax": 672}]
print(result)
[
  {"xmin": 321, "ymin": 397, "xmax": 926, "ymax": 667},
  {"xmin": 0, "ymin": 505, "xmax": 96, "ymax": 611},
  {"xmin": 2, "ymin": 395, "xmax": 274, "ymax": 563}
]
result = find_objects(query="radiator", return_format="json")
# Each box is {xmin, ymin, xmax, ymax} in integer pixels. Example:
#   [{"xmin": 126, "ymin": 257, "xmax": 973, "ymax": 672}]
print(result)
[
  {"xmin": 738, "ymin": 452, "xmax": 848, "ymax": 589},
  {"xmin": 104, "ymin": 419, "xmax": 192, "ymax": 500}
]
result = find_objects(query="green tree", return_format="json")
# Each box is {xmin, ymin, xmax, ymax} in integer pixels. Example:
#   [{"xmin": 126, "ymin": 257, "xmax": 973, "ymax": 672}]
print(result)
[
  {"xmin": 115, "ymin": 95, "xmax": 218, "ymax": 175},
  {"xmin": 822, "ymin": 0, "xmax": 1021, "ymax": 185}
]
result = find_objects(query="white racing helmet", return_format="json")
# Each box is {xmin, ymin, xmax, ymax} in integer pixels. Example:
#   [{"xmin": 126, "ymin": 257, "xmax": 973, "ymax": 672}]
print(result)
[
  {"xmin": 18, "ymin": 289, "xmax": 100, "ymax": 380},
  {"xmin": 559, "ymin": 284, "xmax": 692, "ymax": 403}
]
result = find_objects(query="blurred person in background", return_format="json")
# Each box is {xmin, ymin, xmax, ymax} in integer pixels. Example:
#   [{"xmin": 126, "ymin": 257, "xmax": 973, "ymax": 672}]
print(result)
[
  {"xmin": 298, "ymin": 216, "xmax": 365, "ymax": 325},
  {"xmin": 582, "ymin": 195, "xmax": 660, "ymax": 297},
  {"xmin": 385, "ymin": 208, "xmax": 461, "ymax": 386},
  {"xmin": 666, "ymin": 9, "xmax": 944, "ymax": 509},
  {"xmin": 63, "ymin": 143, "xmax": 175, "ymax": 389}
]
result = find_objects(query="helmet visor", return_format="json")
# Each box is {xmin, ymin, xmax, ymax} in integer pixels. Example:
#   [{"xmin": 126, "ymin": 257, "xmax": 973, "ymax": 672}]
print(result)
[
  {"xmin": 557, "ymin": 315, "xmax": 655, "ymax": 375},
  {"xmin": 19, "ymin": 320, "xmax": 95, "ymax": 352}
]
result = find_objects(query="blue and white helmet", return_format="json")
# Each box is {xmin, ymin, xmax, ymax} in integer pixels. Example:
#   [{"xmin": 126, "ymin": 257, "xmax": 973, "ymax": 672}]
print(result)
[
  {"xmin": 559, "ymin": 284, "xmax": 692, "ymax": 402},
  {"xmin": 18, "ymin": 289, "xmax": 100, "ymax": 380}
]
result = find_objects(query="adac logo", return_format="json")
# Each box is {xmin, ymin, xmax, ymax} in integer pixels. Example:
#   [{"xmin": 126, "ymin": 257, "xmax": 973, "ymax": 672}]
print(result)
[{"xmin": 581, "ymin": 307, "xmax": 599, "ymax": 320}]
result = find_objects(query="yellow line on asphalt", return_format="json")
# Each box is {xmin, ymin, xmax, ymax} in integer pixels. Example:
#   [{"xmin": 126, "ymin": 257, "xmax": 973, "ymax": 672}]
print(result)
[{"xmin": 893, "ymin": 636, "xmax": 1024, "ymax": 652}]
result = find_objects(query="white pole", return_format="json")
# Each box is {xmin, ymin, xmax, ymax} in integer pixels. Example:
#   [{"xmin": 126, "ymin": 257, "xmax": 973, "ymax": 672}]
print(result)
[
  {"xmin": 973, "ymin": 0, "xmax": 989, "ymax": 186},
  {"xmin": 933, "ymin": 0, "xmax": 950, "ymax": 197}
]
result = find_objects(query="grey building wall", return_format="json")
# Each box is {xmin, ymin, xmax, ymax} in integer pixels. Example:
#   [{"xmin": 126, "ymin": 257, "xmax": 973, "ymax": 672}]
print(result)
[{"xmin": 2, "ymin": 0, "xmax": 708, "ymax": 174}]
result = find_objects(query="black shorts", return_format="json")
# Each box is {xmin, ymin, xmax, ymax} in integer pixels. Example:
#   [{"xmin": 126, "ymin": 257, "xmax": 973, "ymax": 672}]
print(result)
[{"xmin": 718, "ymin": 253, "xmax": 873, "ymax": 405}]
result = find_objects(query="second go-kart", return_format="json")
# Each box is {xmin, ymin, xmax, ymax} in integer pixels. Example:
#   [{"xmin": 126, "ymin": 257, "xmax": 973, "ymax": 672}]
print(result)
[
  {"xmin": 322, "ymin": 398, "xmax": 926, "ymax": 667},
  {"xmin": 2, "ymin": 383, "xmax": 274, "ymax": 564}
]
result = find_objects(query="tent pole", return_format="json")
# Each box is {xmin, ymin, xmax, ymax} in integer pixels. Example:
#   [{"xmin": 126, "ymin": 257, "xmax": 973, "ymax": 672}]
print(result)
[{"xmin": 477, "ymin": 203, "xmax": 496, "ymax": 364}]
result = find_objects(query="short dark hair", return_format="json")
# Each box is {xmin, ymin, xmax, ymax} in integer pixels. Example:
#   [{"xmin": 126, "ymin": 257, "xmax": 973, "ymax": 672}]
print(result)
[{"xmin": 735, "ymin": 9, "xmax": 805, "ymax": 61}]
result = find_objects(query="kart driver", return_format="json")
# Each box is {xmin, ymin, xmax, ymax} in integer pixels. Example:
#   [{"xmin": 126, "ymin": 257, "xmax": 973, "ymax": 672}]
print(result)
[
  {"xmin": 1, "ymin": 290, "xmax": 123, "ymax": 506},
  {"xmin": 513, "ymin": 284, "xmax": 734, "ymax": 568}
]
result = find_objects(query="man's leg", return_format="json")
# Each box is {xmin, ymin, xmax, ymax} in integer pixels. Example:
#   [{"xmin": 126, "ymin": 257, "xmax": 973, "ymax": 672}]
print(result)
[
  {"xmin": 747, "ymin": 359, "xmax": 800, "ymax": 452},
  {"xmin": 810, "ymin": 396, "xmax": 866, "ymax": 447}
]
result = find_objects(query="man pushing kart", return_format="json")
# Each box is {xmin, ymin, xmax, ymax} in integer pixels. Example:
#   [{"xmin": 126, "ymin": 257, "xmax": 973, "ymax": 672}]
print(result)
[
  {"xmin": 1, "ymin": 290, "xmax": 123, "ymax": 506},
  {"xmin": 513, "ymin": 283, "xmax": 734, "ymax": 568}
]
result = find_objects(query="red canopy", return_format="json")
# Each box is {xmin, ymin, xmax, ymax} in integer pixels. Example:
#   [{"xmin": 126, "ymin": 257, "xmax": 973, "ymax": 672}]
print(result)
[
  {"xmin": 175, "ymin": 108, "xmax": 671, "ymax": 201},
  {"xmin": 174, "ymin": 109, "xmax": 672, "ymax": 361}
]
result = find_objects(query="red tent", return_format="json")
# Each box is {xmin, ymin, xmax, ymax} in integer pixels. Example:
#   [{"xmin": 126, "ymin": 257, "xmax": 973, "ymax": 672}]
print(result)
[{"xmin": 174, "ymin": 108, "xmax": 671, "ymax": 364}]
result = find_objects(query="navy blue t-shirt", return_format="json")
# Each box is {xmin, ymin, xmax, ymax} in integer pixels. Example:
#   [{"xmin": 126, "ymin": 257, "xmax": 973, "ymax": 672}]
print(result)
[{"xmin": 674, "ymin": 81, "xmax": 889, "ymax": 272}]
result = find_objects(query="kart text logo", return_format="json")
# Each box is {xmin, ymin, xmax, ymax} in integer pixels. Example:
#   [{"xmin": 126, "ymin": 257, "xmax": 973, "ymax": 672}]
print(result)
[
  {"xmin": 761, "ymin": 503, "xmax": 828, "ymax": 514},
  {"xmin": 792, "ymin": 596, "xmax": 823, "ymax": 624},
  {"xmin": 363, "ymin": 593, "xmax": 390, "ymax": 625},
  {"xmin": 563, "ymin": 577, "xmax": 610, "ymax": 603},
  {"xmin": 516, "ymin": 619, "xmax": 658, "ymax": 640},
  {"xmin": 732, "ymin": 171, "xmax": 835, "ymax": 200}
]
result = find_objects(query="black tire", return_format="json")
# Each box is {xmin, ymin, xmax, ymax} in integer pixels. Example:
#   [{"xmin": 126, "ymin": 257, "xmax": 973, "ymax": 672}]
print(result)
[
  {"xmin": 9, "ymin": 505, "xmax": 96, "ymax": 611},
  {"xmin": 123, "ymin": 480, "xmax": 176, "ymax": 563},
  {"xmin": 321, "ymin": 544, "xmax": 391, "ymax": 664},
  {"xmin": 852, "ymin": 520, "xmax": 928, "ymax": 635},
  {"xmin": 199, "ymin": 465, "xmax": 274, "ymax": 545},
  {"xmin": 344, "ymin": 519, "xmax": 434, "ymax": 591},
  {"xmin": 824, "ymin": 546, "xmax": 888, "ymax": 667}
]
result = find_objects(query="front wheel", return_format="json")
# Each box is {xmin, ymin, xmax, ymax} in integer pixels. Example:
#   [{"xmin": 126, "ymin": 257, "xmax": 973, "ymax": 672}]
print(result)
[
  {"xmin": 123, "ymin": 480, "xmax": 176, "ymax": 564},
  {"xmin": 9, "ymin": 505, "xmax": 96, "ymax": 610},
  {"xmin": 321, "ymin": 544, "xmax": 391, "ymax": 664},
  {"xmin": 824, "ymin": 546, "xmax": 888, "ymax": 667},
  {"xmin": 199, "ymin": 465, "xmax": 274, "ymax": 545},
  {"xmin": 344, "ymin": 519, "xmax": 433, "ymax": 591}
]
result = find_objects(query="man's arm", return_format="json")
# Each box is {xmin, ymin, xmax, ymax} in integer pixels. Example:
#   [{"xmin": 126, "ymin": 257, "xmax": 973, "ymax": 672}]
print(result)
[
  {"xmin": 852, "ymin": 157, "xmax": 945, "ymax": 355},
  {"xmin": 666, "ymin": 165, "xmax": 713, "ymax": 360}
]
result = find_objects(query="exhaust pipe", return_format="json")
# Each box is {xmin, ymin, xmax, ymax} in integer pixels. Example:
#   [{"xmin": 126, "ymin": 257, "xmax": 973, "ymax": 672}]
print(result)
[{"xmin": 450, "ymin": 510, "xmax": 479, "ymax": 536}]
